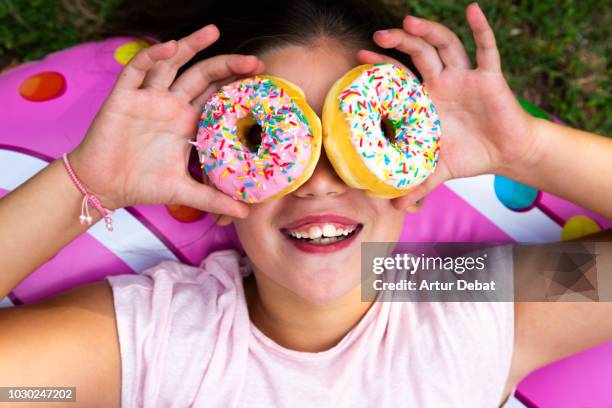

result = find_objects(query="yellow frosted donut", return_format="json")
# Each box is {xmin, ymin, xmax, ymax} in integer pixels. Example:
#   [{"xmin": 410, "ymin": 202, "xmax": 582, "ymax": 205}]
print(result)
[{"xmin": 322, "ymin": 63, "xmax": 441, "ymax": 198}]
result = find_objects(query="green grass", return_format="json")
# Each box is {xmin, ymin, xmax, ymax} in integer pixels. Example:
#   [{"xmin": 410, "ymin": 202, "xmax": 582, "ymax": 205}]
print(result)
[
  {"xmin": 0, "ymin": 0, "xmax": 120, "ymax": 65},
  {"xmin": 1, "ymin": 0, "xmax": 609, "ymax": 136},
  {"xmin": 392, "ymin": 0, "xmax": 611, "ymax": 136}
]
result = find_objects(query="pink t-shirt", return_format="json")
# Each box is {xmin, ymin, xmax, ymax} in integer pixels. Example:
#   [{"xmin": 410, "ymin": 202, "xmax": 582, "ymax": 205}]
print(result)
[{"xmin": 106, "ymin": 250, "xmax": 514, "ymax": 407}]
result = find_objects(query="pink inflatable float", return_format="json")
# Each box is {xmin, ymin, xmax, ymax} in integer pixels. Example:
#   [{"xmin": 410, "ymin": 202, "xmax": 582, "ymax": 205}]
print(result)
[{"xmin": 0, "ymin": 37, "xmax": 610, "ymax": 407}]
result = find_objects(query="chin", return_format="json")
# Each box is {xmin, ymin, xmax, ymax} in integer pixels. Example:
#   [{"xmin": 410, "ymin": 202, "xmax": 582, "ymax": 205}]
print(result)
[{"xmin": 287, "ymin": 266, "xmax": 361, "ymax": 305}]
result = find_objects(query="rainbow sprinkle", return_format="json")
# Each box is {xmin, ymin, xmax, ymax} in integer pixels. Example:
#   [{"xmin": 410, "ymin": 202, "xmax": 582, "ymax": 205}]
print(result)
[
  {"xmin": 195, "ymin": 77, "xmax": 315, "ymax": 202},
  {"xmin": 338, "ymin": 63, "xmax": 441, "ymax": 189}
]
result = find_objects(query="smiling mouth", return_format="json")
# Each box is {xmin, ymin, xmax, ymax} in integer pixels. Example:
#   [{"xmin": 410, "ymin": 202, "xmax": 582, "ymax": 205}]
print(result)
[{"xmin": 281, "ymin": 223, "xmax": 363, "ymax": 246}]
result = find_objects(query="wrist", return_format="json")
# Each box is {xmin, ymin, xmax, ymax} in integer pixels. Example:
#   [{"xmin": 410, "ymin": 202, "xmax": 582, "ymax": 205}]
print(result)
[
  {"xmin": 67, "ymin": 148, "xmax": 122, "ymax": 211},
  {"xmin": 497, "ymin": 115, "xmax": 549, "ymax": 183},
  {"xmin": 50, "ymin": 157, "xmax": 104, "ymax": 235},
  {"xmin": 63, "ymin": 150, "xmax": 118, "ymax": 232}
]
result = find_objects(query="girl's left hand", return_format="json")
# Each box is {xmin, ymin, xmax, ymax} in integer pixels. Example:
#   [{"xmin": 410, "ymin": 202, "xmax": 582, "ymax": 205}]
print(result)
[{"xmin": 357, "ymin": 3, "xmax": 541, "ymax": 211}]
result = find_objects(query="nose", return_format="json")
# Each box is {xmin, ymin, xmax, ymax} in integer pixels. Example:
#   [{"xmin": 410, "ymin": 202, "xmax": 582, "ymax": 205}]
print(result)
[{"xmin": 293, "ymin": 149, "xmax": 349, "ymax": 199}]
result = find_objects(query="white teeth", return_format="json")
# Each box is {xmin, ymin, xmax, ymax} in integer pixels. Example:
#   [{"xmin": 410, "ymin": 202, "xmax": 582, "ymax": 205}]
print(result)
[
  {"xmin": 308, "ymin": 226, "xmax": 323, "ymax": 239},
  {"xmin": 310, "ymin": 236, "xmax": 338, "ymax": 244},
  {"xmin": 322, "ymin": 224, "xmax": 336, "ymax": 237},
  {"xmin": 287, "ymin": 224, "xmax": 358, "ymax": 240}
]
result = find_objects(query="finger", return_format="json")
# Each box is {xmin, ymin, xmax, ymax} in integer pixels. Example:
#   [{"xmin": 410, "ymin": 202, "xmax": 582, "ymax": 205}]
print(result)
[
  {"xmin": 402, "ymin": 16, "xmax": 472, "ymax": 69},
  {"xmin": 356, "ymin": 49, "xmax": 410, "ymax": 71},
  {"xmin": 191, "ymin": 82, "xmax": 220, "ymax": 111},
  {"xmin": 466, "ymin": 3, "xmax": 501, "ymax": 72},
  {"xmin": 213, "ymin": 59, "xmax": 265, "ymax": 88},
  {"xmin": 211, "ymin": 213, "xmax": 233, "ymax": 226},
  {"xmin": 141, "ymin": 24, "xmax": 221, "ymax": 90},
  {"xmin": 191, "ymin": 75, "xmax": 240, "ymax": 110},
  {"xmin": 372, "ymin": 29, "xmax": 443, "ymax": 81},
  {"xmin": 391, "ymin": 165, "xmax": 450, "ymax": 210},
  {"xmin": 114, "ymin": 40, "xmax": 178, "ymax": 90},
  {"xmin": 175, "ymin": 177, "xmax": 249, "ymax": 218},
  {"xmin": 171, "ymin": 54, "xmax": 264, "ymax": 103},
  {"xmin": 190, "ymin": 59, "xmax": 266, "ymax": 108},
  {"xmin": 356, "ymin": 50, "xmax": 423, "ymax": 80},
  {"xmin": 215, "ymin": 59, "xmax": 266, "ymax": 88}
]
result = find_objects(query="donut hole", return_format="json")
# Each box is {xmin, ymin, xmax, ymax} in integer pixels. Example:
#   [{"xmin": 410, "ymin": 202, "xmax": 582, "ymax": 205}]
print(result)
[
  {"xmin": 380, "ymin": 117, "xmax": 396, "ymax": 144},
  {"xmin": 236, "ymin": 117, "xmax": 263, "ymax": 152},
  {"xmin": 245, "ymin": 125, "xmax": 263, "ymax": 152}
]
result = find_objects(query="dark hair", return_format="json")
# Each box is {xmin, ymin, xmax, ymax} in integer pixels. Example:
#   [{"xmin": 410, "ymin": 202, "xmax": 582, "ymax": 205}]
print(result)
[
  {"xmin": 105, "ymin": 0, "xmax": 417, "ymax": 76},
  {"xmin": 103, "ymin": 0, "xmax": 417, "ymax": 248}
]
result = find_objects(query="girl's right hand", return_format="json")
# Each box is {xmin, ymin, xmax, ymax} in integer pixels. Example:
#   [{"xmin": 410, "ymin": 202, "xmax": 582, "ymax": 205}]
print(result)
[{"xmin": 69, "ymin": 24, "xmax": 264, "ymax": 218}]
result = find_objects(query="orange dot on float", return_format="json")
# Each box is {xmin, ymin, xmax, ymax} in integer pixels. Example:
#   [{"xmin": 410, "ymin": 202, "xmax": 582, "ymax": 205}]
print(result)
[
  {"xmin": 561, "ymin": 215, "xmax": 601, "ymax": 241},
  {"xmin": 18, "ymin": 71, "xmax": 66, "ymax": 101},
  {"xmin": 114, "ymin": 40, "xmax": 150, "ymax": 65},
  {"xmin": 165, "ymin": 204, "xmax": 204, "ymax": 223}
]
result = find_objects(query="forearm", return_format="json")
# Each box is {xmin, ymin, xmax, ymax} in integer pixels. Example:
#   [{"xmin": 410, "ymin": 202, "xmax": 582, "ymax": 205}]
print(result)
[
  {"xmin": 503, "ymin": 117, "xmax": 612, "ymax": 218},
  {"xmin": 0, "ymin": 154, "xmax": 101, "ymax": 298}
]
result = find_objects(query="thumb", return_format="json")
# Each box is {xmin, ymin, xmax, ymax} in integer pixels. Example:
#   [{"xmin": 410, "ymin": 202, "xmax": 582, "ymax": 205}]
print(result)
[{"xmin": 174, "ymin": 177, "xmax": 249, "ymax": 218}]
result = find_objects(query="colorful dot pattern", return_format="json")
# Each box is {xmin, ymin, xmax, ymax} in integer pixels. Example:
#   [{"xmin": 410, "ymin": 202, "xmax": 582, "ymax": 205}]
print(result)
[
  {"xmin": 561, "ymin": 215, "xmax": 601, "ymax": 240},
  {"xmin": 18, "ymin": 71, "xmax": 66, "ymax": 101},
  {"xmin": 494, "ymin": 175, "xmax": 540, "ymax": 211},
  {"xmin": 114, "ymin": 41, "xmax": 150, "ymax": 65}
]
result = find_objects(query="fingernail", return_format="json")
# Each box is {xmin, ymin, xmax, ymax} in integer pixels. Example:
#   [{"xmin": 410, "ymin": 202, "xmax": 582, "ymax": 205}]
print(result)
[
  {"xmin": 374, "ymin": 30, "xmax": 389, "ymax": 36},
  {"xmin": 201, "ymin": 24, "xmax": 218, "ymax": 36},
  {"xmin": 404, "ymin": 16, "xmax": 421, "ymax": 25},
  {"xmin": 469, "ymin": 2, "xmax": 483, "ymax": 14}
]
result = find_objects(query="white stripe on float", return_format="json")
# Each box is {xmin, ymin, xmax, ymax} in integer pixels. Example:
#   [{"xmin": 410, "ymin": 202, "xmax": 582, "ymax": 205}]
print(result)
[
  {"xmin": 0, "ymin": 149, "xmax": 178, "ymax": 273},
  {"xmin": 500, "ymin": 391, "xmax": 528, "ymax": 408},
  {"xmin": 445, "ymin": 174, "xmax": 562, "ymax": 243},
  {"xmin": 87, "ymin": 206, "xmax": 179, "ymax": 270},
  {"xmin": 0, "ymin": 296, "xmax": 14, "ymax": 308},
  {"xmin": 1, "ymin": 149, "xmax": 48, "ymax": 189}
]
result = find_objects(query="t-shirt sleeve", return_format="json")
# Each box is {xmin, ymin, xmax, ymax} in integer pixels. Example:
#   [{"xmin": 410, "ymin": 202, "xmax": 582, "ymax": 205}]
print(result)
[
  {"xmin": 106, "ymin": 261, "xmax": 189, "ymax": 407},
  {"xmin": 104, "ymin": 254, "xmax": 248, "ymax": 408}
]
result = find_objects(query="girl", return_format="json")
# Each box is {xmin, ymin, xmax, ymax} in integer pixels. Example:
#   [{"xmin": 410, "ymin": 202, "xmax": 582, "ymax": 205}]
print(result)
[{"xmin": 1, "ymin": 1, "xmax": 611, "ymax": 406}]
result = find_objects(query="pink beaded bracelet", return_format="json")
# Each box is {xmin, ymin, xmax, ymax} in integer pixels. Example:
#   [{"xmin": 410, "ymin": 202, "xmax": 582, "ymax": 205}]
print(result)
[{"xmin": 61, "ymin": 152, "xmax": 114, "ymax": 232}]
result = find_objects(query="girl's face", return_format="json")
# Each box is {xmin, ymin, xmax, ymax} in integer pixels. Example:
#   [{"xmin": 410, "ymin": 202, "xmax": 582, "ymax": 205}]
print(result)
[{"xmin": 232, "ymin": 41, "xmax": 406, "ymax": 304}]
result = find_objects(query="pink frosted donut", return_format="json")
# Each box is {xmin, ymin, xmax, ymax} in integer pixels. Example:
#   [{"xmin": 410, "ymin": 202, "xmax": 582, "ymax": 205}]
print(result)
[{"xmin": 195, "ymin": 76, "xmax": 322, "ymax": 203}]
